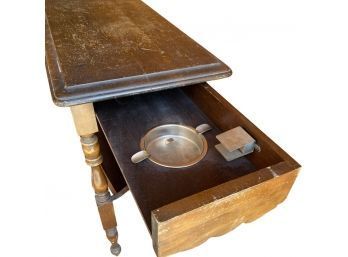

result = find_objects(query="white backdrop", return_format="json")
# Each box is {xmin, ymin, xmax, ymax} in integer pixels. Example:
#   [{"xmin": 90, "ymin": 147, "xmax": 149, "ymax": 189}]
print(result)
[{"xmin": 0, "ymin": 1, "xmax": 347, "ymax": 256}]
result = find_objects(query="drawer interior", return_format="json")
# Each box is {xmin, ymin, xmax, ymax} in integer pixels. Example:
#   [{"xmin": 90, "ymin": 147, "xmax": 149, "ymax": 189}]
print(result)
[{"xmin": 94, "ymin": 83, "xmax": 297, "ymax": 232}]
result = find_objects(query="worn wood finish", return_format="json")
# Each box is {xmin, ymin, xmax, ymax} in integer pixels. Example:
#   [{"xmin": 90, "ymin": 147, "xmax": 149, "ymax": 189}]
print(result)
[
  {"xmin": 45, "ymin": 0, "xmax": 231, "ymax": 106},
  {"xmin": 95, "ymin": 88, "xmax": 259, "ymax": 230},
  {"xmin": 95, "ymin": 83, "xmax": 300, "ymax": 256},
  {"xmin": 182, "ymin": 84, "xmax": 300, "ymax": 169},
  {"xmin": 70, "ymin": 103, "xmax": 98, "ymax": 136},
  {"xmin": 71, "ymin": 104, "xmax": 121, "ymax": 255},
  {"xmin": 45, "ymin": 1, "xmax": 300, "ymax": 256},
  {"xmin": 152, "ymin": 162, "xmax": 299, "ymax": 257},
  {"xmin": 98, "ymin": 203, "xmax": 117, "ymax": 230}
]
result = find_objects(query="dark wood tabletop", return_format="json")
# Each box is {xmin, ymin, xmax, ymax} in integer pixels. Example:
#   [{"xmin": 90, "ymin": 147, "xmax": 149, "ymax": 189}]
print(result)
[{"xmin": 45, "ymin": 0, "xmax": 232, "ymax": 106}]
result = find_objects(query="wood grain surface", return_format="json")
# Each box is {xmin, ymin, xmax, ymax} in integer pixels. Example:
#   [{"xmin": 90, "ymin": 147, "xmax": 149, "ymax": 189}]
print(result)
[
  {"xmin": 95, "ymin": 86, "xmax": 258, "ymax": 231},
  {"xmin": 94, "ymin": 83, "xmax": 300, "ymax": 256},
  {"xmin": 183, "ymin": 84, "xmax": 300, "ymax": 169},
  {"xmin": 70, "ymin": 103, "xmax": 98, "ymax": 136},
  {"xmin": 71, "ymin": 103, "xmax": 121, "ymax": 254},
  {"xmin": 152, "ymin": 163, "xmax": 299, "ymax": 257},
  {"xmin": 45, "ymin": 0, "xmax": 231, "ymax": 106}
]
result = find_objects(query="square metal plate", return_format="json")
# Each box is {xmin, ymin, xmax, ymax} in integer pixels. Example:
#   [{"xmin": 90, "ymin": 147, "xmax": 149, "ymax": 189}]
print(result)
[{"xmin": 216, "ymin": 126, "xmax": 255, "ymax": 153}]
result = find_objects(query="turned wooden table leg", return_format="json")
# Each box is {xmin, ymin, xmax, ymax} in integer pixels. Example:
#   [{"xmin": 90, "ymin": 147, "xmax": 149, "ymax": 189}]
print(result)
[{"xmin": 71, "ymin": 103, "xmax": 121, "ymax": 256}]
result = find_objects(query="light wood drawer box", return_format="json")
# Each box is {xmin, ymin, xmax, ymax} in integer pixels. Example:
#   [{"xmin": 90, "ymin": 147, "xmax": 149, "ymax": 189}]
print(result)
[{"xmin": 95, "ymin": 83, "xmax": 300, "ymax": 257}]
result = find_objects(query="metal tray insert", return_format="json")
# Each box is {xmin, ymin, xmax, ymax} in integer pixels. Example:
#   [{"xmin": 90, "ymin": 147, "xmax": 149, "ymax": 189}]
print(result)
[{"xmin": 131, "ymin": 124, "xmax": 212, "ymax": 168}]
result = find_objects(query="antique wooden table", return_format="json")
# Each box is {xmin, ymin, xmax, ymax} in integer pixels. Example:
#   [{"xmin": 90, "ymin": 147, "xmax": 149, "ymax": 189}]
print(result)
[{"xmin": 45, "ymin": 1, "xmax": 300, "ymax": 256}]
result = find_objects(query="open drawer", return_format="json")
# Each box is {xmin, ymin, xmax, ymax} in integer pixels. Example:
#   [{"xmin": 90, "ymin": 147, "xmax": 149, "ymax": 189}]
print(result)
[{"xmin": 94, "ymin": 83, "xmax": 300, "ymax": 257}]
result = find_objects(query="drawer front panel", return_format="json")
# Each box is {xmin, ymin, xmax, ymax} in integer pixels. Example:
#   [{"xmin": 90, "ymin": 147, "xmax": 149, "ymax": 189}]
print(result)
[{"xmin": 152, "ymin": 164, "xmax": 299, "ymax": 257}]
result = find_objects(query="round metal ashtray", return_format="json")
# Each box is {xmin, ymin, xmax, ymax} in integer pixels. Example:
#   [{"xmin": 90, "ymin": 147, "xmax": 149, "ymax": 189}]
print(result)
[{"xmin": 131, "ymin": 124, "xmax": 212, "ymax": 168}]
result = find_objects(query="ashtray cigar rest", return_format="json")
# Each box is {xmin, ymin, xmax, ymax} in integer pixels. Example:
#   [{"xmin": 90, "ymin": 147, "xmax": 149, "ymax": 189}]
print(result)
[
  {"xmin": 131, "ymin": 123, "xmax": 212, "ymax": 168},
  {"xmin": 45, "ymin": 1, "xmax": 301, "ymax": 256},
  {"xmin": 94, "ymin": 86, "xmax": 301, "ymax": 257}
]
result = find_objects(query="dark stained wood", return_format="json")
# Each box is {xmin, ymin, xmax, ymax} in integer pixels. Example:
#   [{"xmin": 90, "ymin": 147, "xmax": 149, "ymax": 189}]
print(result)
[
  {"xmin": 95, "ymin": 82, "xmax": 300, "ymax": 230},
  {"xmin": 95, "ymin": 87, "xmax": 259, "ymax": 231},
  {"xmin": 95, "ymin": 83, "xmax": 300, "ymax": 256},
  {"xmin": 182, "ymin": 84, "xmax": 300, "ymax": 169},
  {"xmin": 97, "ymin": 122, "xmax": 128, "ymax": 195},
  {"xmin": 45, "ymin": 0, "xmax": 231, "ymax": 106},
  {"xmin": 45, "ymin": 1, "xmax": 300, "ymax": 256}
]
